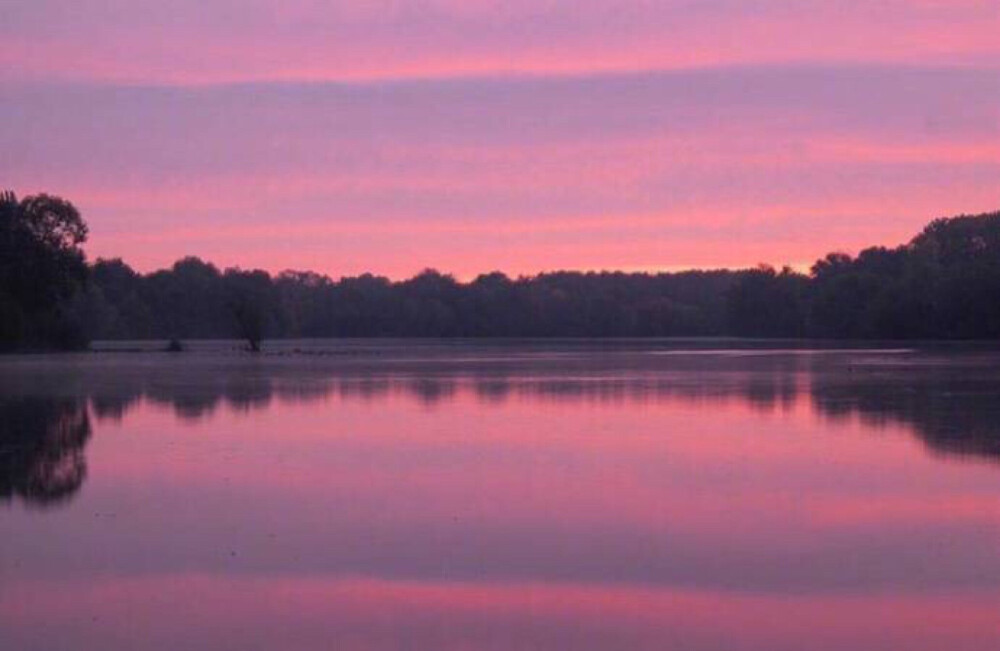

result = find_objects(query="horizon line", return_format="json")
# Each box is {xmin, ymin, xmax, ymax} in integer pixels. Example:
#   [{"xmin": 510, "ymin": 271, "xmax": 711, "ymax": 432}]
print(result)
[{"xmin": 88, "ymin": 254, "xmax": 820, "ymax": 282}]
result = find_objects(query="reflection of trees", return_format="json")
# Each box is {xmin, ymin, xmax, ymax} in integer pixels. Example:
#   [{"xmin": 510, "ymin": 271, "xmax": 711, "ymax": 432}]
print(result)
[
  {"xmin": 4, "ymin": 353, "xmax": 999, "ymax": 510},
  {"xmin": 0, "ymin": 397, "xmax": 91, "ymax": 507},
  {"xmin": 811, "ymin": 372, "xmax": 1000, "ymax": 462},
  {"xmin": 71, "ymin": 357, "xmax": 1000, "ymax": 466},
  {"xmin": 91, "ymin": 376, "xmax": 276, "ymax": 422}
]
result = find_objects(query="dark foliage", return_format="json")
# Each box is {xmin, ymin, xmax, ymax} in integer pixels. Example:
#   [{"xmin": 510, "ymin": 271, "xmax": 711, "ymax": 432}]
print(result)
[
  {"xmin": 725, "ymin": 212, "xmax": 1000, "ymax": 339},
  {"xmin": 83, "ymin": 210, "xmax": 1000, "ymax": 341},
  {"xmin": 83, "ymin": 263, "xmax": 739, "ymax": 340},
  {"xmin": 726, "ymin": 265, "xmax": 808, "ymax": 337},
  {"xmin": 4, "ymin": 187, "xmax": 999, "ymax": 344},
  {"xmin": 0, "ymin": 190, "xmax": 90, "ymax": 350}
]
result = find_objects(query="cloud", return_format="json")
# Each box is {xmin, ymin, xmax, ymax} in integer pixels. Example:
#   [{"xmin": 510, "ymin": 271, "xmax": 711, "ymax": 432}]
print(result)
[
  {"xmin": 2, "ymin": 0, "xmax": 998, "ymax": 276},
  {"xmin": 2, "ymin": 65, "xmax": 998, "ymax": 275},
  {"xmin": 1, "ymin": 1, "xmax": 998, "ymax": 83}
]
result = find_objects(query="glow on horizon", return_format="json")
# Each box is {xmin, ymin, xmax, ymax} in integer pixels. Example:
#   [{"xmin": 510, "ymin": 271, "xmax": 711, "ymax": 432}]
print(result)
[{"xmin": 2, "ymin": 1, "xmax": 999, "ymax": 278}]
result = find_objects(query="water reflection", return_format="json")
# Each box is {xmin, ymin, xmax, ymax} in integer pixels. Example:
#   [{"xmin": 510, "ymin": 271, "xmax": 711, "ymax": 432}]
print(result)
[
  {"xmin": 2, "ymin": 350, "xmax": 1000, "ymax": 509},
  {"xmin": 811, "ymin": 372, "xmax": 1000, "ymax": 462},
  {"xmin": 0, "ymin": 397, "xmax": 91, "ymax": 507},
  {"xmin": 2, "ymin": 348, "xmax": 1000, "ymax": 650},
  {"xmin": 85, "ymin": 371, "xmax": 999, "ymax": 467}
]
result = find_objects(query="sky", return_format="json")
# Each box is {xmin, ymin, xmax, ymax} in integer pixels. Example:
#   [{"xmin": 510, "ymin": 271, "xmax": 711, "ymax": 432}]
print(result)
[{"xmin": 2, "ymin": 0, "xmax": 999, "ymax": 279}]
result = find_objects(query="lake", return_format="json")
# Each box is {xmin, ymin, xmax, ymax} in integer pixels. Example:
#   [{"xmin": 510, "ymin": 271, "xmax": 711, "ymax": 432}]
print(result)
[{"xmin": 2, "ymin": 341, "xmax": 1000, "ymax": 650}]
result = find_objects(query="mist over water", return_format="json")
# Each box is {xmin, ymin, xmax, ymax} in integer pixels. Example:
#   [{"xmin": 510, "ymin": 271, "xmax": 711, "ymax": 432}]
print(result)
[{"xmin": 2, "ymin": 342, "xmax": 1000, "ymax": 650}]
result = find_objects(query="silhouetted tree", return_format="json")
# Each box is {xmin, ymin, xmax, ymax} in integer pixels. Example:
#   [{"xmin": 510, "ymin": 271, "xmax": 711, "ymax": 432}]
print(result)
[
  {"xmin": 803, "ymin": 212, "xmax": 1000, "ymax": 339},
  {"xmin": 224, "ymin": 268, "xmax": 276, "ymax": 352},
  {"xmin": 0, "ymin": 190, "xmax": 89, "ymax": 350}
]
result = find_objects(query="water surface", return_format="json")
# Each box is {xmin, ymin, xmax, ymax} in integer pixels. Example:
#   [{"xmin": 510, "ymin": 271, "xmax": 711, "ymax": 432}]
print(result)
[{"xmin": 2, "ymin": 342, "xmax": 1000, "ymax": 650}]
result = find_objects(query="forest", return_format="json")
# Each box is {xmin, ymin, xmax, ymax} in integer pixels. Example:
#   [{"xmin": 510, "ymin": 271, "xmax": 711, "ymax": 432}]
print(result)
[{"xmin": 2, "ymin": 189, "xmax": 999, "ymax": 350}]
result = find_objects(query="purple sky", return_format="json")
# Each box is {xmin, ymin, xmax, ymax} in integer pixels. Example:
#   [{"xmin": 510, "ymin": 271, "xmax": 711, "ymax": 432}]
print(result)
[{"xmin": 2, "ymin": 1, "xmax": 998, "ymax": 277}]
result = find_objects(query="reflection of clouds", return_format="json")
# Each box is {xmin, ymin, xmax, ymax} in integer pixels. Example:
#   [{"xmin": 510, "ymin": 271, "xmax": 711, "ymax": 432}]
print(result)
[{"xmin": 7, "ymin": 575, "xmax": 1000, "ymax": 651}]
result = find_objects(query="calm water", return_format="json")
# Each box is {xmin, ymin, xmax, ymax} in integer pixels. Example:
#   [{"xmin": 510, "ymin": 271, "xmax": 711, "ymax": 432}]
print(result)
[{"xmin": 2, "ymin": 341, "xmax": 1000, "ymax": 650}]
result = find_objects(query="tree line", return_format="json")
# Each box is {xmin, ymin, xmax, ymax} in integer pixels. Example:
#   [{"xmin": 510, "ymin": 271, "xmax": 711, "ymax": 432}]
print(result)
[{"xmin": 2, "ymin": 189, "xmax": 999, "ymax": 349}]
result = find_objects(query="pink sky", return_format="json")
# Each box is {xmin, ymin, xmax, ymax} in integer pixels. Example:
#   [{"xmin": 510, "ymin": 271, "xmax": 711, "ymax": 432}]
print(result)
[{"xmin": 2, "ymin": 0, "xmax": 999, "ymax": 278}]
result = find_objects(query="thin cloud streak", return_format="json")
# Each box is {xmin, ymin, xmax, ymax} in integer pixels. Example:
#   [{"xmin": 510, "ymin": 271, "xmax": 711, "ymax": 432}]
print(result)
[{"xmin": 2, "ymin": 1, "xmax": 998, "ymax": 83}]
